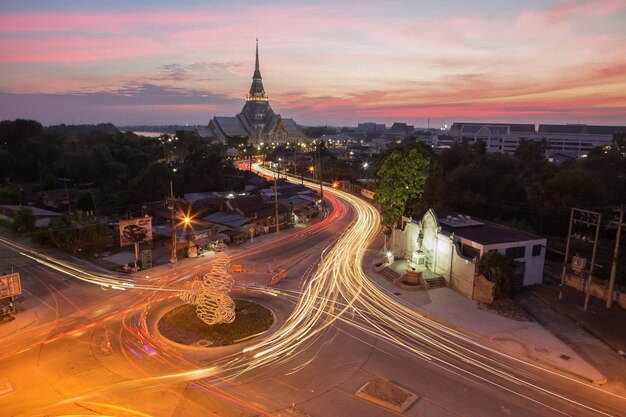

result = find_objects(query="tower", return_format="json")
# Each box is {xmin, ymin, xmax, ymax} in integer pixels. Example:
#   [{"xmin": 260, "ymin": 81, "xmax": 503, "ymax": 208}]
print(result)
[
  {"xmin": 247, "ymin": 39, "xmax": 267, "ymax": 101},
  {"xmin": 241, "ymin": 39, "xmax": 275, "ymax": 144},
  {"xmin": 208, "ymin": 39, "xmax": 305, "ymax": 145}
]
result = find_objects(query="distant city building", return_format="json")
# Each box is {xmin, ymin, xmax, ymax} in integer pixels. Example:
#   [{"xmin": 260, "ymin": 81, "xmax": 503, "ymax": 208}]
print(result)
[
  {"xmin": 390, "ymin": 122, "xmax": 415, "ymax": 138},
  {"xmin": 317, "ymin": 133, "xmax": 358, "ymax": 143},
  {"xmin": 208, "ymin": 41, "xmax": 306, "ymax": 145},
  {"xmin": 450, "ymin": 122, "xmax": 626, "ymax": 156},
  {"xmin": 413, "ymin": 130, "xmax": 438, "ymax": 147},
  {"xmin": 357, "ymin": 122, "xmax": 386, "ymax": 136},
  {"xmin": 449, "ymin": 122, "xmax": 536, "ymax": 154},
  {"xmin": 536, "ymin": 124, "xmax": 626, "ymax": 155}
]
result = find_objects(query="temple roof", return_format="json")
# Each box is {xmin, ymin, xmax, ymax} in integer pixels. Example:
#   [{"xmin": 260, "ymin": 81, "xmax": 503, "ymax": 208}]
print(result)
[
  {"xmin": 213, "ymin": 117, "xmax": 248, "ymax": 137},
  {"xmin": 282, "ymin": 118, "xmax": 306, "ymax": 137}
]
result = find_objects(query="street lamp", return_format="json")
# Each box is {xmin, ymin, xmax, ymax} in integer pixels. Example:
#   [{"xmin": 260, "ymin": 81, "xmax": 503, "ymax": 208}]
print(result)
[
  {"xmin": 168, "ymin": 181, "xmax": 194, "ymax": 267},
  {"xmin": 361, "ymin": 162, "xmax": 369, "ymax": 179},
  {"xmin": 170, "ymin": 211, "xmax": 193, "ymax": 267}
]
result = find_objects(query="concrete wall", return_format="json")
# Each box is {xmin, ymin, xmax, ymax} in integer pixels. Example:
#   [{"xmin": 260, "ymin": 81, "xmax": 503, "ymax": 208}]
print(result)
[
  {"xmin": 564, "ymin": 273, "xmax": 626, "ymax": 310},
  {"xmin": 448, "ymin": 241, "xmax": 476, "ymax": 298},
  {"xmin": 473, "ymin": 274, "xmax": 495, "ymax": 303}
]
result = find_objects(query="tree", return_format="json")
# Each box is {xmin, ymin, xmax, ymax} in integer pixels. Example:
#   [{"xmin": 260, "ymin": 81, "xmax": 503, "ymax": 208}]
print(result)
[
  {"xmin": 130, "ymin": 162, "xmax": 172, "ymax": 203},
  {"xmin": 478, "ymin": 251, "xmax": 517, "ymax": 299},
  {"xmin": 514, "ymin": 139, "xmax": 548, "ymax": 164},
  {"xmin": 375, "ymin": 142, "xmax": 439, "ymax": 226},
  {"xmin": 542, "ymin": 166, "xmax": 610, "ymax": 234},
  {"xmin": 12, "ymin": 207, "xmax": 36, "ymax": 234}
]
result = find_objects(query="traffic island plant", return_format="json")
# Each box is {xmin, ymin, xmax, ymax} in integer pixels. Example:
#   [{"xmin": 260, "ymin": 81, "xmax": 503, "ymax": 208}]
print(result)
[{"xmin": 158, "ymin": 300, "xmax": 273, "ymax": 346}]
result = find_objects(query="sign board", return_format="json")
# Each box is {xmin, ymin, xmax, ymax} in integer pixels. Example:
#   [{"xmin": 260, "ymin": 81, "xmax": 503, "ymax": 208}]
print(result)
[
  {"xmin": 119, "ymin": 217, "xmax": 153, "ymax": 246},
  {"xmin": 232, "ymin": 264, "xmax": 243, "ymax": 273},
  {"xmin": 0, "ymin": 273, "xmax": 21, "ymax": 298},
  {"xmin": 141, "ymin": 250, "xmax": 153, "ymax": 269},
  {"xmin": 360, "ymin": 189, "xmax": 375, "ymax": 200}
]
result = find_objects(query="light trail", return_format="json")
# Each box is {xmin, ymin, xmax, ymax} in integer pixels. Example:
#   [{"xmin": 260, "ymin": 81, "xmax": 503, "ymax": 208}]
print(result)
[
  {"xmin": 2, "ymin": 165, "xmax": 625, "ymax": 416},
  {"xmin": 242, "ymin": 164, "xmax": 625, "ymax": 416}
]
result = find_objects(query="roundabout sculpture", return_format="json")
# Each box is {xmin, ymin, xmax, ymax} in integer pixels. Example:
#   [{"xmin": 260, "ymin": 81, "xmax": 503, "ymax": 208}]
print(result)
[{"xmin": 180, "ymin": 243, "xmax": 236, "ymax": 325}]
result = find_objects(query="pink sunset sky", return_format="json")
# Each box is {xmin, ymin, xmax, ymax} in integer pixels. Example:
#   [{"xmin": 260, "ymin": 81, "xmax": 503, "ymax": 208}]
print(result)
[{"xmin": 1, "ymin": 0, "xmax": 626, "ymax": 127}]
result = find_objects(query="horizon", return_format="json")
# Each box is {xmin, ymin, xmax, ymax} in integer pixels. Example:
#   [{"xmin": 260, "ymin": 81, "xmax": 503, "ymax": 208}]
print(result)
[{"xmin": 1, "ymin": 0, "xmax": 626, "ymax": 127}]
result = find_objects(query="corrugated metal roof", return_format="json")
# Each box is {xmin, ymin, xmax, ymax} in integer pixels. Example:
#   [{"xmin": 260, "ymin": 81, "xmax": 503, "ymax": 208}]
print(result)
[
  {"xmin": 203, "ymin": 212, "xmax": 252, "ymax": 228},
  {"xmin": 538, "ymin": 124, "xmax": 626, "ymax": 135},
  {"xmin": 453, "ymin": 122, "xmax": 535, "ymax": 133}
]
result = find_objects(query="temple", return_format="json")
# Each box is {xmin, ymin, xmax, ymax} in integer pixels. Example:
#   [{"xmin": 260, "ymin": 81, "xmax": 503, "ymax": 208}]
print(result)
[{"xmin": 208, "ymin": 40, "xmax": 306, "ymax": 145}]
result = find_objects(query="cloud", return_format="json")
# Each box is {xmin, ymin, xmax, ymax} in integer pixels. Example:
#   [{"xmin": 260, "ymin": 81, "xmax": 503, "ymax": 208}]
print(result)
[
  {"xmin": 1, "ymin": 1, "xmax": 625, "ymax": 126},
  {"xmin": 0, "ymin": 83, "xmax": 240, "ymax": 125},
  {"xmin": 155, "ymin": 61, "xmax": 244, "ymax": 81}
]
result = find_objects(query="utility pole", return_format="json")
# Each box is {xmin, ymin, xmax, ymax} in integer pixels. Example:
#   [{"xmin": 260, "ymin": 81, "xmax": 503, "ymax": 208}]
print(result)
[
  {"xmin": 559, "ymin": 208, "xmax": 575, "ymax": 300},
  {"xmin": 607, "ymin": 206, "xmax": 624, "ymax": 309},
  {"xmin": 274, "ymin": 163, "xmax": 279, "ymax": 236},
  {"xmin": 317, "ymin": 145, "xmax": 324, "ymax": 198},
  {"xmin": 293, "ymin": 144, "xmax": 297, "ymax": 179},
  {"xmin": 559, "ymin": 207, "xmax": 602, "ymax": 312},
  {"xmin": 584, "ymin": 212, "xmax": 602, "ymax": 312},
  {"xmin": 168, "ymin": 181, "xmax": 177, "ymax": 267}
]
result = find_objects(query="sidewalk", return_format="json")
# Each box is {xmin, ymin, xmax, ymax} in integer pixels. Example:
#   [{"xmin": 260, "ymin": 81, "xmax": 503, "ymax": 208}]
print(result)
[
  {"xmin": 363, "ymin": 251, "xmax": 607, "ymax": 384},
  {"xmin": 0, "ymin": 308, "xmax": 38, "ymax": 337},
  {"xmin": 530, "ymin": 281, "xmax": 626, "ymax": 354}
]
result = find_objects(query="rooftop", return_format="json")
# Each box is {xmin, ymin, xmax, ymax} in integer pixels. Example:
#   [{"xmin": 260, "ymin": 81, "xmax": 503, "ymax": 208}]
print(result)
[{"xmin": 414, "ymin": 211, "xmax": 545, "ymax": 245}]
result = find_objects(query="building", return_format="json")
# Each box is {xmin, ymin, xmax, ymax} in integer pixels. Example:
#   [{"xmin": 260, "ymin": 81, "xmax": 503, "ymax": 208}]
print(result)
[
  {"xmin": 537, "ymin": 124, "xmax": 626, "ymax": 155},
  {"xmin": 202, "ymin": 194, "xmax": 291, "ymax": 239},
  {"xmin": 208, "ymin": 40, "xmax": 306, "ymax": 145},
  {"xmin": 0, "ymin": 205, "xmax": 63, "ymax": 228},
  {"xmin": 449, "ymin": 122, "xmax": 536, "ymax": 154},
  {"xmin": 357, "ymin": 122, "xmax": 386, "ymax": 138},
  {"xmin": 413, "ymin": 130, "xmax": 438, "ymax": 148},
  {"xmin": 392, "ymin": 209, "xmax": 546, "ymax": 299},
  {"xmin": 389, "ymin": 122, "xmax": 415, "ymax": 139},
  {"xmin": 450, "ymin": 122, "xmax": 626, "ymax": 156}
]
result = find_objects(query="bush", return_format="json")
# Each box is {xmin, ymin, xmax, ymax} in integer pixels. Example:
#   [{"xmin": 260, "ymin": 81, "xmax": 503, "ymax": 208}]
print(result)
[{"xmin": 479, "ymin": 251, "xmax": 517, "ymax": 299}]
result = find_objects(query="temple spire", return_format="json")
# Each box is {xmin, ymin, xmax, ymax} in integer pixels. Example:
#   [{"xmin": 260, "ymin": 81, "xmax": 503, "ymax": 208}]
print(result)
[{"xmin": 248, "ymin": 38, "xmax": 266, "ymax": 100}]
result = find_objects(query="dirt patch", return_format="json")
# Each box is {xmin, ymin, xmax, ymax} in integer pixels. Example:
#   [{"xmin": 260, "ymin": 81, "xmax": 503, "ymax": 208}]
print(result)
[
  {"xmin": 158, "ymin": 299, "xmax": 273, "ymax": 346},
  {"xmin": 359, "ymin": 378, "xmax": 411, "ymax": 407},
  {"xmin": 479, "ymin": 298, "xmax": 533, "ymax": 322}
]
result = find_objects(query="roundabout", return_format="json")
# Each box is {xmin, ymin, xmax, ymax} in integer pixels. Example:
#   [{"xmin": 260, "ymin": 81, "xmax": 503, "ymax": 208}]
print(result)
[{"xmin": 157, "ymin": 299, "xmax": 274, "ymax": 347}]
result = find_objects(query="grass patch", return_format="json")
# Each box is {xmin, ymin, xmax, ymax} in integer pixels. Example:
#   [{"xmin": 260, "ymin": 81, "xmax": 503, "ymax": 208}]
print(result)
[{"xmin": 158, "ymin": 299, "xmax": 273, "ymax": 346}]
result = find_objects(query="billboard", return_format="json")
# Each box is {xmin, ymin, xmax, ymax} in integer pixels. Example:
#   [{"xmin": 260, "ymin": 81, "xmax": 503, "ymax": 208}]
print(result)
[
  {"xmin": 0, "ymin": 273, "xmax": 21, "ymax": 299},
  {"xmin": 119, "ymin": 217, "xmax": 153, "ymax": 246}
]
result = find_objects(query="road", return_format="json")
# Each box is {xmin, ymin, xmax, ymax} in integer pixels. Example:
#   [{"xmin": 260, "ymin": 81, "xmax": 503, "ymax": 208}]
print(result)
[{"xmin": 0, "ymin": 169, "xmax": 625, "ymax": 416}]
